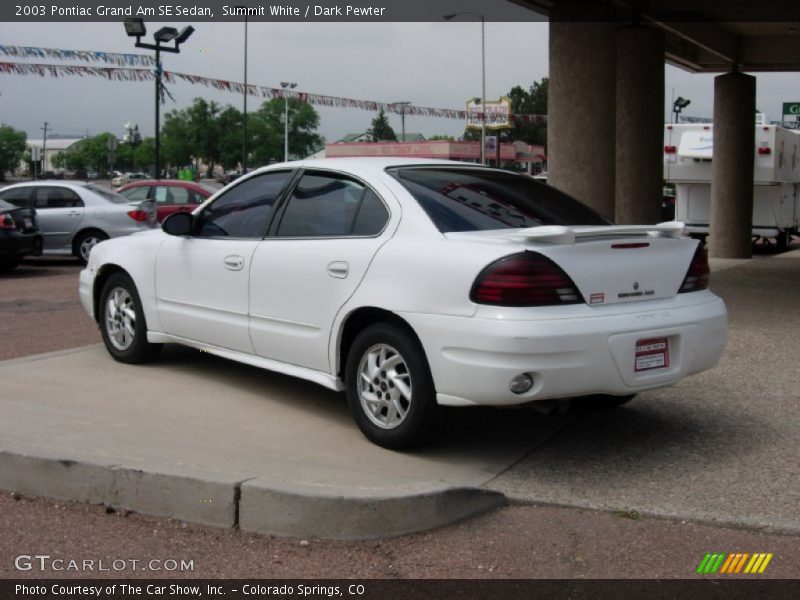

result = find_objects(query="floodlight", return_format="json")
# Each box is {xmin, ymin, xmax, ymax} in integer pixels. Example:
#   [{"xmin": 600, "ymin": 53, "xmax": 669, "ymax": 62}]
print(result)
[
  {"xmin": 124, "ymin": 18, "xmax": 146, "ymax": 37},
  {"xmin": 154, "ymin": 27, "xmax": 179, "ymax": 43}
]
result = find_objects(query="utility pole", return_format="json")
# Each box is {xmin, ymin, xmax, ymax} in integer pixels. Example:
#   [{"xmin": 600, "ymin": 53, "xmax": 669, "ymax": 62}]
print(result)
[
  {"xmin": 41, "ymin": 121, "xmax": 50, "ymax": 175},
  {"xmin": 393, "ymin": 101, "xmax": 412, "ymax": 141}
]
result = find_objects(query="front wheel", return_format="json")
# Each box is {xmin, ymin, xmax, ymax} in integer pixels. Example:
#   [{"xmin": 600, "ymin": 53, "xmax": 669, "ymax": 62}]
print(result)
[
  {"xmin": 99, "ymin": 272, "xmax": 162, "ymax": 364},
  {"xmin": 345, "ymin": 322, "xmax": 446, "ymax": 449}
]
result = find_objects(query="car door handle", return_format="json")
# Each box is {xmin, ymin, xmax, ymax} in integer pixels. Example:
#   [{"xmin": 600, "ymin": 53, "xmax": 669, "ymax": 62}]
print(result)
[
  {"xmin": 223, "ymin": 255, "xmax": 245, "ymax": 271},
  {"xmin": 67, "ymin": 211, "xmax": 81, "ymax": 216},
  {"xmin": 327, "ymin": 261, "xmax": 349, "ymax": 279}
]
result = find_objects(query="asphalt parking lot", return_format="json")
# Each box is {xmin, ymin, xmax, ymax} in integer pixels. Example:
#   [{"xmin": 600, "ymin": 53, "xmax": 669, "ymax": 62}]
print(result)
[{"xmin": 1, "ymin": 246, "xmax": 800, "ymax": 579}]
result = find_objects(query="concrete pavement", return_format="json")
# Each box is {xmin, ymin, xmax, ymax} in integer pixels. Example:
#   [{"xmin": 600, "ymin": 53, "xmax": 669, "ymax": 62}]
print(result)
[
  {"xmin": 1, "ymin": 250, "xmax": 798, "ymax": 539},
  {"xmin": 488, "ymin": 249, "xmax": 800, "ymax": 534}
]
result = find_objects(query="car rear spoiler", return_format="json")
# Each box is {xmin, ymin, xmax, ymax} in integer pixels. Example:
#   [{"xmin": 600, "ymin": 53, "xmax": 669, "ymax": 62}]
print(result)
[{"xmin": 505, "ymin": 221, "xmax": 686, "ymax": 244}]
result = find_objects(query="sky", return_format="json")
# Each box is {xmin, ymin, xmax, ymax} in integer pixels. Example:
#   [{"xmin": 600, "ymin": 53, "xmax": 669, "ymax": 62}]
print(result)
[{"xmin": 1, "ymin": 17, "xmax": 798, "ymax": 144}]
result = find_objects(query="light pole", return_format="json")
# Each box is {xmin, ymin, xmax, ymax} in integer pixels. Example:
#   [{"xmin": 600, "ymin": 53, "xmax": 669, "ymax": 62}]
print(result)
[
  {"xmin": 124, "ymin": 18, "xmax": 194, "ymax": 180},
  {"xmin": 673, "ymin": 96, "xmax": 691, "ymax": 124},
  {"xmin": 281, "ymin": 81, "xmax": 297, "ymax": 162},
  {"xmin": 444, "ymin": 12, "xmax": 486, "ymax": 165},
  {"xmin": 235, "ymin": 6, "xmax": 249, "ymax": 171}
]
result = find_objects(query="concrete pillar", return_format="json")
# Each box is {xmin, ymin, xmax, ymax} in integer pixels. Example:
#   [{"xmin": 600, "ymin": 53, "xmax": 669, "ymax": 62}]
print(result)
[
  {"xmin": 709, "ymin": 72, "xmax": 756, "ymax": 258},
  {"xmin": 548, "ymin": 5, "xmax": 617, "ymax": 220},
  {"xmin": 615, "ymin": 26, "xmax": 665, "ymax": 225}
]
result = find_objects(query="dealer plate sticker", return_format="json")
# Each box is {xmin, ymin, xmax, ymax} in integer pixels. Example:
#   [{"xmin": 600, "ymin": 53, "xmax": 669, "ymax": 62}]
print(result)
[{"xmin": 635, "ymin": 337, "xmax": 670, "ymax": 372}]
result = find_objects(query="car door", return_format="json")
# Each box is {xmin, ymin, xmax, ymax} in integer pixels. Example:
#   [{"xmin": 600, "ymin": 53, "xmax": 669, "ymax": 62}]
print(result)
[
  {"xmin": 32, "ymin": 186, "xmax": 85, "ymax": 252},
  {"xmin": 249, "ymin": 170, "xmax": 392, "ymax": 372},
  {"xmin": 154, "ymin": 170, "xmax": 293, "ymax": 353}
]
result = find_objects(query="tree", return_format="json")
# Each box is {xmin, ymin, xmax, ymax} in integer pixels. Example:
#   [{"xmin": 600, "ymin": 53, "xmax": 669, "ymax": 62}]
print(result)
[
  {"xmin": 215, "ymin": 106, "xmax": 246, "ymax": 170},
  {"xmin": 507, "ymin": 77, "xmax": 548, "ymax": 145},
  {"xmin": 250, "ymin": 98, "xmax": 324, "ymax": 164},
  {"xmin": 51, "ymin": 133, "xmax": 122, "ymax": 175},
  {"xmin": 0, "ymin": 125, "xmax": 27, "ymax": 181},
  {"xmin": 367, "ymin": 109, "xmax": 397, "ymax": 141},
  {"xmin": 428, "ymin": 135, "xmax": 455, "ymax": 141}
]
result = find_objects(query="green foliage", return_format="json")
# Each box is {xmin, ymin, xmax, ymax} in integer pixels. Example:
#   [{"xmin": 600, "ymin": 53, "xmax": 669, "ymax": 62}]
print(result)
[
  {"xmin": 51, "ymin": 132, "xmax": 122, "ymax": 175},
  {"xmin": 368, "ymin": 109, "xmax": 397, "ymax": 142},
  {"xmin": 250, "ymin": 98, "xmax": 324, "ymax": 165},
  {"xmin": 428, "ymin": 135, "xmax": 455, "ymax": 141},
  {"xmin": 161, "ymin": 96, "xmax": 323, "ymax": 172},
  {"xmin": 0, "ymin": 124, "xmax": 27, "ymax": 181}
]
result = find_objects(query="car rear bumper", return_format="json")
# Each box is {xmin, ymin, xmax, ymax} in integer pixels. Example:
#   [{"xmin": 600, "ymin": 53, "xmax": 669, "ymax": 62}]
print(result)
[
  {"xmin": 401, "ymin": 291, "xmax": 727, "ymax": 407},
  {"xmin": 0, "ymin": 231, "xmax": 42, "ymax": 258}
]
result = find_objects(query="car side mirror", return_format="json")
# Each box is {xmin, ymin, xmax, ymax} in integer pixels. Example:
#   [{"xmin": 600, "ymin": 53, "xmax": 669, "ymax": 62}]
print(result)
[{"xmin": 162, "ymin": 211, "xmax": 194, "ymax": 236}]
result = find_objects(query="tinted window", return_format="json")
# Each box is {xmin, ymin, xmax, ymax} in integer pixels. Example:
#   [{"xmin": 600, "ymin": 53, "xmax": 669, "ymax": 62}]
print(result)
[
  {"xmin": 352, "ymin": 190, "xmax": 390, "ymax": 236},
  {"xmin": 277, "ymin": 173, "xmax": 388, "ymax": 238},
  {"xmin": 197, "ymin": 170, "xmax": 291, "ymax": 238},
  {"xmin": 389, "ymin": 168, "xmax": 608, "ymax": 232},
  {"xmin": 0, "ymin": 187, "xmax": 34, "ymax": 208},
  {"xmin": 34, "ymin": 187, "xmax": 83, "ymax": 209},
  {"xmin": 0, "ymin": 199, "xmax": 15, "ymax": 211},
  {"xmin": 121, "ymin": 186, "xmax": 152, "ymax": 202},
  {"xmin": 85, "ymin": 184, "xmax": 129, "ymax": 204}
]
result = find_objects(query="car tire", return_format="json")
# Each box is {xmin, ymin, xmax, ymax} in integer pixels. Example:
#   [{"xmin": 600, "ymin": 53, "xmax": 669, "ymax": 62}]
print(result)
[
  {"xmin": 74, "ymin": 230, "xmax": 109, "ymax": 265},
  {"xmin": 590, "ymin": 393, "xmax": 637, "ymax": 409},
  {"xmin": 99, "ymin": 272, "xmax": 162, "ymax": 364},
  {"xmin": 345, "ymin": 322, "xmax": 446, "ymax": 449}
]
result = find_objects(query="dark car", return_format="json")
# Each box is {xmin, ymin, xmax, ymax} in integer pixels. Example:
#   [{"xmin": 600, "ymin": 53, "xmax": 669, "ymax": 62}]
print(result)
[
  {"xmin": 0, "ymin": 199, "xmax": 42, "ymax": 271},
  {"xmin": 117, "ymin": 179, "xmax": 216, "ymax": 222}
]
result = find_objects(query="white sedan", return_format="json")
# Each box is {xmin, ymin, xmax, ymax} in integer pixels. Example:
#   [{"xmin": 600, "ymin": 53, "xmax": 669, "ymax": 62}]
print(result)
[{"xmin": 79, "ymin": 158, "xmax": 727, "ymax": 449}]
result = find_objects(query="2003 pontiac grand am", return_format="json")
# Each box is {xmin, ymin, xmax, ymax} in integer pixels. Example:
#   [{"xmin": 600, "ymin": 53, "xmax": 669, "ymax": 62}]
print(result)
[{"xmin": 80, "ymin": 158, "xmax": 727, "ymax": 449}]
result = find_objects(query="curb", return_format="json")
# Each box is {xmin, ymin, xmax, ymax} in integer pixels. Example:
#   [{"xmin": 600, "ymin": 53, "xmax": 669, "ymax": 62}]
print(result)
[
  {"xmin": 240, "ymin": 479, "xmax": 507, "ymax": 540},
  {"xmin": 0, "ymin": 450, "xmax": 506, "ymax": 539}
]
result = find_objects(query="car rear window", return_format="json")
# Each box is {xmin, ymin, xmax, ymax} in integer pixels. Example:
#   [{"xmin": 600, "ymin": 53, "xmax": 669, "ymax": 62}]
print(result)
[
  {"xmin": 388, "ymin": 167, "xmax": 608, "ymax": 232},
  {"xmin": 0, "ymin": 199, "xmax": 15, "ymax": 211},
  {"xmin": 85, "ymin": 184, "xmax": 129, "ymax": 204}
]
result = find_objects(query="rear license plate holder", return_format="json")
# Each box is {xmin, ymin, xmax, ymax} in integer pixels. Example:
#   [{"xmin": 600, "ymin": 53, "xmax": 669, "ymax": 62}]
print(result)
[{"xmin": 635, "ymin": 337, "xmax": 669, "ymax": 372}]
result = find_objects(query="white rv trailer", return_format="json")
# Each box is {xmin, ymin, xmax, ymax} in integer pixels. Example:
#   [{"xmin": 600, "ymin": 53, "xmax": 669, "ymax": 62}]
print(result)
[{"xmin": 664, "ymin": 117, "xmax": 800, "ymax": 249}]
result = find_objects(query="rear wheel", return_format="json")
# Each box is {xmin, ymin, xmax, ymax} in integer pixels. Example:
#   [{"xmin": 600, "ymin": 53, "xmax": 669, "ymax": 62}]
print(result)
[
  {"xmin": 75, "ymin": 230, "xmax": 108, "ymax": 265},
  {"xmin": 99, "ymin": 272, "xmax": 162, "ymax": 363},
  {"xmin": 345, "ymin": 322, "xmax": 446, "ymax": 449}
]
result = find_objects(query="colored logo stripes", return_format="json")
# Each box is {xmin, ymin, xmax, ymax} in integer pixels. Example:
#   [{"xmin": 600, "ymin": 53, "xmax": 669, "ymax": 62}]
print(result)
[{"xmin": 696, "ymin": 553, "xmax": 773, "ymax": 574}]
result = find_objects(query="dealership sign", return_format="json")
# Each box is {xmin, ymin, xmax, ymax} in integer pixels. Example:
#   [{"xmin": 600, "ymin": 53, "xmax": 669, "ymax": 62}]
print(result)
[
  {"xmin": 466, "ymin": 97, "xmax": 512, "ymax": 130},
  {"xmin": 783, "ymin": 102, "xmax": 800, "ymax": 127}
]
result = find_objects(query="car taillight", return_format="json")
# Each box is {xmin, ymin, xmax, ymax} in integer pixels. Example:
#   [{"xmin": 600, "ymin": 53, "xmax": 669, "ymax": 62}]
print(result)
[
  {"xmin": 679, "ymin": 244, "xmax": 710, "ymax": 293},
  {"xmin": 664, "ymin": 145, "xmax": 677, "ymax": 154},
  {"xmin": 757, "ymin": 147, "xmax": 771, "ymax": 155},
  {"xmin": 127, "ymin": 210, "xmax": 150, "ymax": 222},
  {"xmin": 0, "ymin": 214, "xmax": 15, "ymax": 229},
  {"xmin": 470, "ymin": 252, "xmax": 584, "ymax": 307}
]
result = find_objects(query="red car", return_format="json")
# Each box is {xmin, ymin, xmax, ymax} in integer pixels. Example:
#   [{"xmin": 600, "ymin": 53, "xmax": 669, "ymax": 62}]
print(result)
[{"xmin": 117, "ymin": 180, "xmax": 216, "ymax": 222}]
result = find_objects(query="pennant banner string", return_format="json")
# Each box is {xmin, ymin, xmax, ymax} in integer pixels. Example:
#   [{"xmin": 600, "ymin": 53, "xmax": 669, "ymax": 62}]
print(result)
[
  {"xmin": 0, "ymin": 45, "xmax": 156, "ymax": 67},
  {"xmin": 0, "ymin": 61, "xmax": 548, "ymax": 125}
]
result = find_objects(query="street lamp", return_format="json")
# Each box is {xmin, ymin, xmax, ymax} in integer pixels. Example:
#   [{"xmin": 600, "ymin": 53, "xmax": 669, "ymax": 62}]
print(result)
[
  {"xmin": 281, "ymin": 81, "xmax": 297, "ymax": 162},
  {"xmin": 444, "ymin": 12, "xmax": 486, "ymax": 165},
  {"xmin": 673, "ymin": 96, "xmax": 691, "ymax": 124},
  {"xmin": 124, "ymin": 18, "xmax": 194, "ymax": 180}
]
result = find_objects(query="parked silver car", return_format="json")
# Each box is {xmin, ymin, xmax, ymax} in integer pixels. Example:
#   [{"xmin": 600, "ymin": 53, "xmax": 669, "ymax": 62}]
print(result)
[{"xmin": 0, "ymin": 182, "xmax": 156, "ymax": 264}]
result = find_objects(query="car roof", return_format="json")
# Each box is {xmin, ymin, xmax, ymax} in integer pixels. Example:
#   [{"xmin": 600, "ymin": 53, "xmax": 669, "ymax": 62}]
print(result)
[
  {"xmin": 245, "ymin": 157, "xmax": 498, "ymax": 182},
  {"xmin": 1, "ymin": 181, "xmax": 92, "ymax": 190}
]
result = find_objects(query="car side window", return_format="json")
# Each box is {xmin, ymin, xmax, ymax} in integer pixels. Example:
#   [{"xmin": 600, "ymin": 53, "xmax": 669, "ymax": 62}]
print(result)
[
  {"xmin": 122, "ymin": 186, "xmax": 152, "ymax": 202},
  {"xmin": 196, "ymin": 170, "xmax": 292, "ymax": 238},
  {"xmin": 276, "ymin": 173, "xmax": 388, "ymax": 237},
  {"xmin": 159, "ymin": 186, "xmax": 191, "ymax": 205},
  {"xmin": 0, "ymin": 187, "xmax": 33, "ymax": 208},
  {"xmin": 34, "ymin": 187, "xmax": 84, "ymax": 209}
]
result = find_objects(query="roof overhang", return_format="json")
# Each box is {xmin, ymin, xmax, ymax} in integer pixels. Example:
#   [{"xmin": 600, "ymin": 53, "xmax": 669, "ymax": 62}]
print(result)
[{"xmin": 511, "ymin": 0, "xmax": 800, "ymax": 72}]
